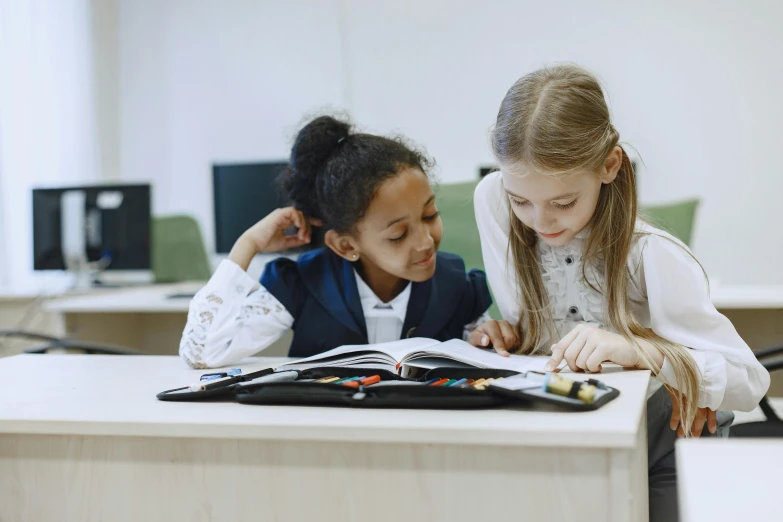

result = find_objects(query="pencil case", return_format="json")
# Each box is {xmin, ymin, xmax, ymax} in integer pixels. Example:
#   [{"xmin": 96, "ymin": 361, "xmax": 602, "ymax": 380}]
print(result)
[
  {"xmin": 234, "ymin": 366, "xmax": 518, "ymax": 409},
  {"xmin": 157, "ymin": 366, "xmax": 620, "ymax": 411}
]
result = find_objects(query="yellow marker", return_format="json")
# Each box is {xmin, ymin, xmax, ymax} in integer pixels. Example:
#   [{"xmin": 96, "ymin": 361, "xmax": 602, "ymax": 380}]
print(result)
[
  {"xmin": 471, "ymin": 378, "xmax": 487, "ymax": 388},
  {"xmin": 316, "ymin": 376, "xmax": 340, "ymax": 384}
]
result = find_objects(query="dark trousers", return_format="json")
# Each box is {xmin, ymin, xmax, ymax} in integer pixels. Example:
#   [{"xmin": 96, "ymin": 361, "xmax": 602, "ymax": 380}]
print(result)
[{"xmin": 647, "ymin": 387, "xmax": 733, "ymax": 522}]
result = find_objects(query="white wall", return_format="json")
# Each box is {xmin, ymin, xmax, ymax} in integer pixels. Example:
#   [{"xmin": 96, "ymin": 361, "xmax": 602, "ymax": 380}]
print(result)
[
  {"xmin": 91, "ymin": 0, "xmax": 121, "ymax": 181},
  {"xmin": 118, "ymin": 0, "xmax": 344, "ymax": 254},
  {"xmin": 117, "ymin": 0, "xmax": 783, "ymax": 285},
  {"xmin": 0, "ymin": 0, "xmax": 102, "ymax": 290}
]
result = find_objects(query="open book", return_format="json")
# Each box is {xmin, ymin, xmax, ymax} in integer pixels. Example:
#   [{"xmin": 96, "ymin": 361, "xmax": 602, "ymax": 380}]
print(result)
[{"xmin": 276, "ymin": 337, "xmax": 552, "ymax": 378}]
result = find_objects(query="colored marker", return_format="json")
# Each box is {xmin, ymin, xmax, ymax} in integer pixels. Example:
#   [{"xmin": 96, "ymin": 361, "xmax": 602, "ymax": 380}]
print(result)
[
  {"xmin": 449, "ymin": 378, "xmax": 468, "ymax": 387},
  {"xmin": 430, "ymin": 378, "xmax": 450, "ymax": 387},
  {"xmin": 316, "ymin": 376, "xmax": 340, "ymax": 384},
  {"xmin": 343, "ymin": 375, "xmax": 382, "ymax": 388},
  {"xmin": 335, "ymin": 376, "xmax": 365, "ymax": 384}
]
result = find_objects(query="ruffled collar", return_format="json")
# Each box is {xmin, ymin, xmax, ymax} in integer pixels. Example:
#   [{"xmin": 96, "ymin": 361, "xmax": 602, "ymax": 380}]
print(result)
[{"xmin": 537, "ymin": 225, "xmax": 604, "ymax": 325}]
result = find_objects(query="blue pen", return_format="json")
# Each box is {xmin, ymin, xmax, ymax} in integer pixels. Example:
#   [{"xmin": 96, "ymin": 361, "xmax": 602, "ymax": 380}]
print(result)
[
  {"xmin": 449, "ymin": 378, "xmax": 468, "ymax": 387},
  {"xmin": 200, "ymin": 368, "xmax": 242, "ymax": 382}
]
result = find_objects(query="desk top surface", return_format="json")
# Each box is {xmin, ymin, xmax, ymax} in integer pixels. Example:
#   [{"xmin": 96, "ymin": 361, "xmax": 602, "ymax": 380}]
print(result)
[
  {"xmin": 0, "ymin": 355, "xmax": 650, "ymax": 448},
  {"xmin": 42, "ymin": 282, "xmax": 204, "ymax": 312},
  {"xmin": 676, "ymin": 439, "xmax": 783, "ymax": 522},
  {"xmin": 36, "ymin": 283, "xmax": 783, "ymax": 313},
  {"xmin": 708, "ymin": 284, "xmax": 783, "ymax": 309}
]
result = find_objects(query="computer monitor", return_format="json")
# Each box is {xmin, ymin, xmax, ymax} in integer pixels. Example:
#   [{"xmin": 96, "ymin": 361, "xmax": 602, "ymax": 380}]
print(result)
[
  {"xmin": 212, "ymin": 162, "xmax": 324, "ymax": 254},
  {"xmin": 32, "ymin": 184, "xmax": 151, "ymax": 271}
]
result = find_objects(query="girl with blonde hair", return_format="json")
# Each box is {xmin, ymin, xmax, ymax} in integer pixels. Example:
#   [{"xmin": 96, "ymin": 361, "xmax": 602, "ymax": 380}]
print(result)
[{"xmin": 474, "ymin": 64, "xmax": 768, "ymax": 521}]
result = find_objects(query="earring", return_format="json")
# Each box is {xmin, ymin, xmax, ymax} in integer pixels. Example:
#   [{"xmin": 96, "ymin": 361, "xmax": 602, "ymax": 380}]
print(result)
[{"xmin": 352, "ymin": 254, "xmax": 358, "ymax": 260}]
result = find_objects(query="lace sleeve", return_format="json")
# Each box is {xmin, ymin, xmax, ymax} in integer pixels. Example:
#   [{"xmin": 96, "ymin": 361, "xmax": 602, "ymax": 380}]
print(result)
[{"xmin": 179, "ymin": 260, "xmax": 294, "ymax": 369}]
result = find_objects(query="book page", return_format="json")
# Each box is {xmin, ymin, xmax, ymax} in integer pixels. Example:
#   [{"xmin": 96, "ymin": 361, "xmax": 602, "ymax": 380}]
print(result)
[
  {"xmin": 369, "ymin": 337, "xmax": 442, "ymax": 360},
  {"xmin": 403, "ymin": 338, "xmax": 552, "ymax": 373},
  {"xmin": 275, "ymin": 337, "xmax": 441, "ymax": 371}
]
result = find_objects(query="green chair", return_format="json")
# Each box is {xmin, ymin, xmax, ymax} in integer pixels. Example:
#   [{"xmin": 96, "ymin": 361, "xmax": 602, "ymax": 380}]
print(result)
[
  {"xmin": 640, "ymin": 199, "xmax": 700, "ymax": 247},
  {"xmin": 435, "ymin": 181, "xmax": 501, "ymax": 319},
  {"xmin": 152, "ymin": 215, "xmax": 212, "ymax": 283},
  {"xmin": 435, "ymin": 181, "xmax": 483, "ymax": 271}
]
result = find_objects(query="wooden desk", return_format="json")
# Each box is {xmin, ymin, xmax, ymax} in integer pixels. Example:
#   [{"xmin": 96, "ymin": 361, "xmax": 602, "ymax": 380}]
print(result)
[
  {"xmin": 710, "ymin": 284, "xmax": 783, "ymax": 395},
  {"xmin": 676, "ymin": 439, "xmax": 783, "ymax": 522},
  {"xmin": 710, "ymin": 284, "xmax": 783, "ymax": 309},
  {"xmin": 0, "ymin": 355, "xmax": 651, "ymax": 522},
  {"xmin": 40, "ymin": 283, "xmax": 201, "ymax": 355},
  {"xmin": 40, "ymin": 282, "xmax": 289, "ymax": 356}
]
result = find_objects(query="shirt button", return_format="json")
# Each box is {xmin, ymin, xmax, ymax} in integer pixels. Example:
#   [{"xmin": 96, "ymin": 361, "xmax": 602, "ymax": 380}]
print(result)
[
  {"xmin": 565, "ymin": 256, "xmax": 574, "ymax": 265},
  {"xmin": 569, "ymin": 306, "xmax": 579, "ymax": 316}
]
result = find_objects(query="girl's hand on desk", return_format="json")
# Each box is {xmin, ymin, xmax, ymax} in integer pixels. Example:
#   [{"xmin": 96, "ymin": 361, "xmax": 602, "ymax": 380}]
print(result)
[
  {"xmin": 544, "ymin": 324, "xmax": 664, "ymax": 373},
  {"xmin": 667, "ymin": 387, "xmax": 717, "ymax": 438},
  {"xmin": 467, "ymin": 320, "xmax": 519, "ymax": 357}
]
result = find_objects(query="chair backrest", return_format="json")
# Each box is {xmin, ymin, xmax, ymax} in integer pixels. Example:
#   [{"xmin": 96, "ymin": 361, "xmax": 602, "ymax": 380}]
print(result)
[
  {"xmin": 435, "ymin": 181, "xmax": 483, "ymax": 271},
  {"xmin": 640, "ymin": 199, "xmax": 699, "ymax": 247},
  {"xmin": 435, "ymin": 181, "xmax": 501, "ymax": 319},
  {"xmin": 152, "ymin": 215, "xmax": 212, "ymax": 283}
]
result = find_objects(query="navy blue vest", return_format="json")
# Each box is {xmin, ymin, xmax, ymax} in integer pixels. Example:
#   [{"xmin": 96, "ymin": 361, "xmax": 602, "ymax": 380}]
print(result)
[{"xmin": 260, "ymin": 248, "xmax": 492, "ymax": 357}]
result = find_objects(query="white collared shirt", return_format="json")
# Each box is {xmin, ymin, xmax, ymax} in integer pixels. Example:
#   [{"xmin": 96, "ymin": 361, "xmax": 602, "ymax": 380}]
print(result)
[{"xmin": 354, "ymin": 271, "xmax": 412, "ymax": 344}]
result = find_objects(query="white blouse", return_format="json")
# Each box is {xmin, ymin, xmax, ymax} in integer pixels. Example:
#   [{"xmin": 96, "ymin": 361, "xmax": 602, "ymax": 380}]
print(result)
[
  {"xmin": 474, "ymin": 171, "xmax": 769, "ymax": 412},
  {"xmin": 179, "ymin": 259, "xmax": 487, "ymax": 369}
]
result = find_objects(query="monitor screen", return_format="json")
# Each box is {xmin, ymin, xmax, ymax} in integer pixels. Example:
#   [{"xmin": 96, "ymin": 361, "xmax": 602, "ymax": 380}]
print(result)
[
  {"xmin": 32, "ymin": 184, "xmax": 151, "ymax": 271},
  {"xmin": 212, "ymin": 162, "xmax": 323, "ymax": 254}
]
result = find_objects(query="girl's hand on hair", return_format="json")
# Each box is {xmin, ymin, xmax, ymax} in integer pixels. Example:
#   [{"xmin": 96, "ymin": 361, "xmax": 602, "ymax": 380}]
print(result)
[
  {"xmin": 667, "ymin": 387, "xmax": 717, "ymax": 438},
  {"xmin": 245, "ymin": 207, "xmax": 312, "ymax": 253},
  {"xmin": 467, "ymin": 320, "xmax": 519, "ymax": 357},
  {"xmin": 229, "ymin": 207, "xmax": 312, "ymax": 270},
  {"xmin": 544, "ymin": 324, "xmax": 664, "ymax": 372}
]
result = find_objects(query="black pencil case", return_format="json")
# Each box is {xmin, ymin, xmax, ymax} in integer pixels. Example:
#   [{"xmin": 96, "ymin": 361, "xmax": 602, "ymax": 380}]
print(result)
[
  {"xmin": 235, "ymin": 366, "xmax": 518, "ymax": 409},
  {"xmin": 157, "ymin": 366, "xmax": 619, "ymax": 411}
]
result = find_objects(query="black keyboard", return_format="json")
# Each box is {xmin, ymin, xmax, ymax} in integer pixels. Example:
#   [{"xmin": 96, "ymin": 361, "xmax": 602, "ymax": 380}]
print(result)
[{"xmin": 166, "ymin": 293, "xmax": 196, "ymax": 300}]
